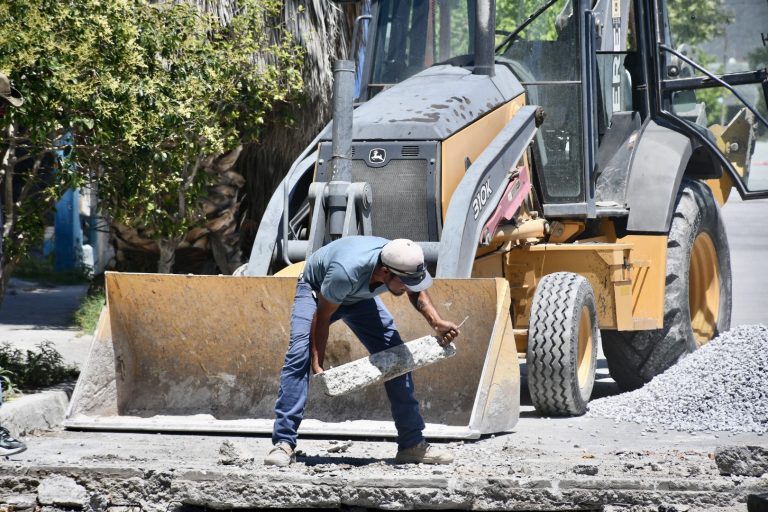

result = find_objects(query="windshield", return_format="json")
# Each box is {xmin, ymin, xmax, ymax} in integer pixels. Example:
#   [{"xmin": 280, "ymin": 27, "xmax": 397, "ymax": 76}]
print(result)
[
  {"xmin": 368, "ymin": 0, "xmax": 586, "ymax": 204},
  {"xmin": 369, "ymin": 0, "xmax": 572, "ymax": 89},
  {"xmin": 370, "ymin": 0, "xmax": 474, "ymax": 87},
  {"xmin": 497, "ymin": 0, "xmax": 585, "ymax": 203},
  {"xmin": 495, "ymin": 0, "xmax": 564, "ymax": 55}
]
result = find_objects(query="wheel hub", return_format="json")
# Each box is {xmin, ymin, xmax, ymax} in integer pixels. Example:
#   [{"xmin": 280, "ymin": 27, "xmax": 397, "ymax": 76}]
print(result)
[
  {"xmin": 689, "ymin": 232, "xmax": 720, "ymax": 345},
  {"xmin": 577, "ymin": 306, "xmax": 593, "ymax": 385}
]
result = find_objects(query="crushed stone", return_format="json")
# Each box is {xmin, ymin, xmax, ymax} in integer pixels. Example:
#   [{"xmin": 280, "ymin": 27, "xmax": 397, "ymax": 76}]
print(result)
[
  {"xmin": 589, "ymin": 325, "xmax": 768, "ymax": 432},
  {"xmin": 327, "ymin": 440, "xmax": 353, "ymax": 453},
  {"xmin": 217, "ymin": 440, "xmax": 253, "ymax": 466}
]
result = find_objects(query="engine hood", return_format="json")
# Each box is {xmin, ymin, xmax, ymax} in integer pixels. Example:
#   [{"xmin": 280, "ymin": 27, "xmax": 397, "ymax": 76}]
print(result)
[{"xmin": 320, "ymin": 64, "xmax": 524, "ymax": 142}]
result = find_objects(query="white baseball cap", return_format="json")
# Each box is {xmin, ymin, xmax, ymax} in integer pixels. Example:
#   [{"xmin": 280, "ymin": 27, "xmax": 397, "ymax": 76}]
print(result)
[{"xmin": 381, "ymin": 238, "xmax": 433, "ymax": 292}]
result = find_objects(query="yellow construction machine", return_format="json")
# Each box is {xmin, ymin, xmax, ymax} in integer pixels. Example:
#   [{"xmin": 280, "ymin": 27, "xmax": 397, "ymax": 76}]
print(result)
[{"xmin": 67, "ymin": 0, "xmax": 768, "ymax": 439}]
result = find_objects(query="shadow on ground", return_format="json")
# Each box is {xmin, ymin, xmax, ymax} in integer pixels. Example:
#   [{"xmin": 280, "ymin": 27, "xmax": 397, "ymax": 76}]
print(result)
[{"xmin": 519, "ymin": 359, "xmax": 622, "ymax": 419}]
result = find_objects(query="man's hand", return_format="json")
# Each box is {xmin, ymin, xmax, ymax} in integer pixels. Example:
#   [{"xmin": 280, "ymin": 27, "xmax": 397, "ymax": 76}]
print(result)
[
  {"xmin": 407, "ymin": 290, "xmax": 462, "ymax": 346},
  {"xmin": 432, "ymin": 318, "xmax": 460, "ymax": 346},
  {"xmin": 311, "ymin": 363, "xmax": 324, "ymax": 375}
]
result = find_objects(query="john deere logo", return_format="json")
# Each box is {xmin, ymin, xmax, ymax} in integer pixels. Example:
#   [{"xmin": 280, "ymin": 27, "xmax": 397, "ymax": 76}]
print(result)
[{"xmin": 369, "ymin": 148, "xmax": 386, "ymax": 164}]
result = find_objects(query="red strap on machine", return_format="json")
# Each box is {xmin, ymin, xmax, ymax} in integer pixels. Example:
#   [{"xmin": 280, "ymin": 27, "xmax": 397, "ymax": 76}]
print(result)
[{"xmin": 480, "ymin": 166, "xmax": 532, "ymax": 245}]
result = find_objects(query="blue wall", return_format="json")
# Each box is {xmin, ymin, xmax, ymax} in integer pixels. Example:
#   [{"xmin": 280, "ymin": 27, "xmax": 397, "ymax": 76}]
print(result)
[{"xmin": 53, "ymin": 188, "xmax": 83, "ymax": 272}]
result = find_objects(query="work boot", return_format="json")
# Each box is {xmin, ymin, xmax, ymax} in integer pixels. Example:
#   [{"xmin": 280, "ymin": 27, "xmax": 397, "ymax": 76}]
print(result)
[
  {"xmin": 263, "ymin": 442, "xmax": 295, "ymax": 467},
  {"xmin": 395, "ymin": 440, "xmax": 453, "ymax": 465},
  {"xmin": 0, "ymin": 426, "xmax": 26, "ymax": 456}
]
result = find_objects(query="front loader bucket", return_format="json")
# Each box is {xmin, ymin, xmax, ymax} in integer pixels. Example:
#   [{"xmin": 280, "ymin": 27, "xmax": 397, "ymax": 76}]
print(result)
[{"xmin": 66, "ymin": 273, "xmax": 519, "ymax": 439}]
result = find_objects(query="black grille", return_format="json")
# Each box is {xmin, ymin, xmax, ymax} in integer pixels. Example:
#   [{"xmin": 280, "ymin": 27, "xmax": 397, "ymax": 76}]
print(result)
[
  {"xmin": 401, "ymin": 146, "xmax": 420, "ymax": 157},
  {"xmin": 351, "ymin": 159, "xmax": 429, "ymax": 241}
]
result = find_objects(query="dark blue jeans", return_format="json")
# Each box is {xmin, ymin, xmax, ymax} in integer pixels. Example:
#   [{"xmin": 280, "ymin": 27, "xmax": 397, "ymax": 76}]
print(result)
[{"xmin": 272, "ymin": 281, "xmax": 425, "ymax": 450}]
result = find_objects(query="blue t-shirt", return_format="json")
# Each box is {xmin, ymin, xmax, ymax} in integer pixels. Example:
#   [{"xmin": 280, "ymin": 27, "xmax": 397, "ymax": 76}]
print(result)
[{"xmin": 303, "ymin": 236, "xmax": 389, "ymax": 305}]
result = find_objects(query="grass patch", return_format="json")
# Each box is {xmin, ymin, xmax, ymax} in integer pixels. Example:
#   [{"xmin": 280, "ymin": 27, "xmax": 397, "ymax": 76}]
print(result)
[
  {"xmin": 14, "ymin": 254, "xmax": 90, "ymax": 285},
  {"xmin": 0, "ymin": 341, "xmax": 79, "ymax": 400},
  {"xmin": 74, "ymin": 284, "xmax": 106, "ymax": 334}
]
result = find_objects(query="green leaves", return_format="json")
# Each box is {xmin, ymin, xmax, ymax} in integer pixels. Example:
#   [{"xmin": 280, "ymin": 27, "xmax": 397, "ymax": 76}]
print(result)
[
  {"xmin": 0, "ymin": 0, "xmax": 304, "ymax": 262},
  {"xmin": 666, "ymin": 0, "xmax": 733, "ymax": 48}
]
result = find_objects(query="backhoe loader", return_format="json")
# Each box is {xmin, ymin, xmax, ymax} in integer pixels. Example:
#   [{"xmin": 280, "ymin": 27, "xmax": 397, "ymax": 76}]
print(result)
[{"xmin": 67, "ymin": 0, "xmax": 768, "ymax": 439}]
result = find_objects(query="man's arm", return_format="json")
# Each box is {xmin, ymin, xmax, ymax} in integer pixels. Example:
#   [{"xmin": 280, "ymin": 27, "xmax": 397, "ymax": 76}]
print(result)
[
  {"xmin": 310, "ymin": 294, "xmax": 340, "ymax": 375},
  {"xmin": 407, "ymin": 290, "xmax": 460, "ymax": 345}
]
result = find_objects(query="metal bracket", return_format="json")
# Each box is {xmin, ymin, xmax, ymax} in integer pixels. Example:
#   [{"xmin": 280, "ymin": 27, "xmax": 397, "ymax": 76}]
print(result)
[
  {"xmin": 305, "ymin": 181, "xmax": 373, "ymax": 261},
  {"xmin": 306, "ymin": 182, "xmax": 329, "ymax": 260},
  {"xmin": 343, "ymin": 182, "xmax": 373, "ymax": 237}
]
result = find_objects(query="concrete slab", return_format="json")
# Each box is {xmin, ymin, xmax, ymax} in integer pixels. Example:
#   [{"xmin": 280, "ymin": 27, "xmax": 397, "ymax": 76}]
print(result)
[
  {"xmin": 316, "ymin": 336, "xmax": 456, "ymax": 396},
  {"xmin": 0, "ymin": 417, "xmax": 765, "ymax": 511}
]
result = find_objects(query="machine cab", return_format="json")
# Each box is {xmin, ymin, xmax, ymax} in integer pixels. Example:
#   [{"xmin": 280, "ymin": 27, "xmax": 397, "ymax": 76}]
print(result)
[
  {"xmin": 356, "ymin": 0, "xmax": 768, "ymax": 215},
  {"xmin": 654, "ymin": 0, "xmax": 768, "ymax": 198}
]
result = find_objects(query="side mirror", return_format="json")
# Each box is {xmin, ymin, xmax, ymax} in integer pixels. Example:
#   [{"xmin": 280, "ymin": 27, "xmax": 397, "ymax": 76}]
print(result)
[
  {"xmin": 667, "ymin": 43, "xmax": 695, "ymax": 78},
  {"xmin": 667, "ymin": 43, "xmax": 693, "ymax": 78}
]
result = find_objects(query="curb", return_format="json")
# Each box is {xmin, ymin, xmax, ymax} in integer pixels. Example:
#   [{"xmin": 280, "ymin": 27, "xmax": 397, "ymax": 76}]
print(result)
[{"xmin": 0, "ymin": 384, "xmax": 73, "ymax": 437}]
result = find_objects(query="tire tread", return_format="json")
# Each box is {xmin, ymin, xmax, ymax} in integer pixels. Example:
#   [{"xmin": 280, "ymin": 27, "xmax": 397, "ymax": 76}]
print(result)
[{"xmin": 528, "ymin": 272, "xmax": 597, "ymax": 416}]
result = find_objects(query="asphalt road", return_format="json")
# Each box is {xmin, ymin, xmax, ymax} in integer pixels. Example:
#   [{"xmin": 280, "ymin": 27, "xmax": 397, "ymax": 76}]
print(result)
[
  {"xmin": 0, "ymin": 278, "xmax": 90, "ymax": 367},
  {"xmin": 729, "ymin": 138, "xmax": 768, "ymax": 325},
  {"xmin": 721, "ymin": 194, "xmax": 768, "ymax": 326}
]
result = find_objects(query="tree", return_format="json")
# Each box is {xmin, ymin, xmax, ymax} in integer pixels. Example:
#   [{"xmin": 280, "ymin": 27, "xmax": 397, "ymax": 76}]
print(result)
[
  {"xmin": 0, "ymin": 0, "xmax": 304, "ymax": 286},
  {"xmin": 94, "ymin": 0, "xmax": 304, "ymax": 272},
  {"xmin": 0, "ymin": 0, "xmax": 134, "ymax": 302},
  {"xmin": 496, "ymin": 0, "xmax": 562, "ymax": 39},
  {"xmin": 237, "ymin": 0, "xmax": 353, "ymax": 257},
  {"xmin": 101, "ymin": 0, "xmax": 355, "ymax": 271},
  {"xmin": 666, "ymin": 0, "xmax": 734, "ymax": 48}
]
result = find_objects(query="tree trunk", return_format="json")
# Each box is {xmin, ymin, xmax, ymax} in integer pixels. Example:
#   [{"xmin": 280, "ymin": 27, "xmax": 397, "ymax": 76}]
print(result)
[
  {"xmin": 157, "ymin": 238, "xmax": 181, "ymax": 274},
  {"xmin": 0, "ymin": 123, "xmax": 17, "ymax": 309},
  {"xmin": 209, "ymin": 231, "xmax": 237, "ymax": 275},
  {"xmin": 0, "ymin": 259, "xmax": 17, "ymax": 310},
  {"xmin": 203, "ymin": 146, "xmax": 243, "ymax": 275}
]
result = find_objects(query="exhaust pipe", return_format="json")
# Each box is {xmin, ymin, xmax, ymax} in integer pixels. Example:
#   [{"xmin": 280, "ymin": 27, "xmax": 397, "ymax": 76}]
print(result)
[
  {"xmin": 305, "ymin": 58, "xmax": 373, "ymax": 257},
  {"xmin": 330, "ymin": 59, "xmax": 355, "ymax": 182},
  {"xmin": 474, "ymin": 0, "xmax": 496, "ymax": 76},
  {"xmin": 327, "ymin": 60, "xmax": 356, "ymax": 236}
]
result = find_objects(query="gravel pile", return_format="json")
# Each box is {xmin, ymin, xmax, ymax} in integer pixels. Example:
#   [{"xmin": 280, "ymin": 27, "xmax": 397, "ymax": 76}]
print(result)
[{"xmin": 589, "ymin": 325, "xmax": 768, "ymax": 432}]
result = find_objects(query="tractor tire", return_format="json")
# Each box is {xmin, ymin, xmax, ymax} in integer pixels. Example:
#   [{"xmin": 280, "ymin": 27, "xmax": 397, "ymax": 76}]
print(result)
[
  {"xmin": 602, "ymin": 178, "xmax": 732, "ymax": 391},
  {"xmin": 527, "ymin": 272, "xmax": 599, "ymax": 416}
]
